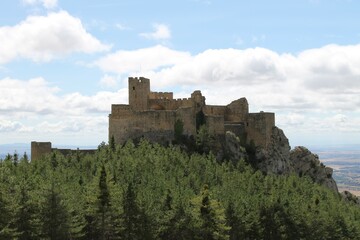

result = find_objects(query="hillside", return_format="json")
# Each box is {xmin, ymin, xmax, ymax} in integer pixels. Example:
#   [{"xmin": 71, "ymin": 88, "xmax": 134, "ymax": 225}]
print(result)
[{"xmin": 1, "ymin": 140, "xmax": 359, "ymax": 239}]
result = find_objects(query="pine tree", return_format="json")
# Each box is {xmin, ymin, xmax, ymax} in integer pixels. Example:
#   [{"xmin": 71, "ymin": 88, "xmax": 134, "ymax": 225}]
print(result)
[
  {"xmin": 191, "ymin": 185, "xmax": 229, "ymax": 240},
  {"xmin": 159, "ymin": 204, "xmax": 195, "ymax": 240},
  {"xmin": 98, "ymin": 165, "xmax": 111, "ymax": 240},
  {"xmin": 110, "ymin": 135, "xmax": 116, "ymax": 152},
  {"xmin": 9, "ymin": 183, "xmax": 37, "ymax": 240},
  {"xmin": 0, "ymin": 189, "xmax": 11, "ymax": 239},
  {"xmin": 40, "ymin": 184, "xmax": 69, "ymax": 240},
  {"xmin": 121, "ymin": 183, "xmax": 153, "ymax": 240},
  {"xmin": 13, "ymin": 152, "xmax": 18, "ymax": 166},
  {"xmin": 225, "ymin": 202, "xmax": 244, "ymax": 240}
]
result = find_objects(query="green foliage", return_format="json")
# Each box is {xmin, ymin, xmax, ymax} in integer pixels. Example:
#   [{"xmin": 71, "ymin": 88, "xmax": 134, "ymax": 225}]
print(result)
[
  {"xmin": 0, "ymin": 140, "xmax": 359, "ymax": 239},
  {"xmin": 174, "ymin": 119, "xmax": 184, "ymax": 143},
  {"xmin": 109, "ymin": 135, "xmax": 116, "ymax": 152},
  {"xmin": 196, "ymin": 125, "xmax": 215, "ymax": 154},
  {"xmin": 121, "ymin": 183, "xmax": 153, "ymax": 239},
  {"xmin": 191, "ymin": 185, "xmax": 229, "ymax": 240},
  {"xmin": 40, "ymin": 184, "xmax": 69, "ymax": 240}
]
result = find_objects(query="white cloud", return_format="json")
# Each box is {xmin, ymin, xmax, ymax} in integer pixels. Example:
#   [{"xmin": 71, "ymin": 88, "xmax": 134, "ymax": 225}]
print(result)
[
  {"xmin": 0, "ymin": 11, "xmax": 111, "ymax": 64},
  {"xmin": 95, "ymin": 45, "xmax": 191, "ymax": 74},
  {"xmin": 22, "ymin": 0, "xmax": 57, "ymax": 9},
  {"xmin": 0, "ymin": 77, "xmax": 59, "ymax": 114},
  {"xmin": 0, "ymin": 77, "xmax": 127, "ymax": 116},
  {"xmin": 0, "ymin": 119, "xmax": 28, "ymax": 132},
  {"xmin": 140, "ymin": 24, "xmax": 171, "ymax": 40},
  {"xmin": 98, "ymin": 43, "xmax": 360, "ymax": 112},
  {"xmin": 296, "ymin": 44, "xmax": 360, "ymax": 92},
  {"xmin": 100, "ymin": 74, "xmax": 118, "ymax": 88},
  {"xmin": 0, "ymin": 77, "xmax": 128, "ymax": 144}
]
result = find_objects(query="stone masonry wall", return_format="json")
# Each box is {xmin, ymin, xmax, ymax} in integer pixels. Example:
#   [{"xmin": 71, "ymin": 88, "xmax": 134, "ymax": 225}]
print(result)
[
  {"xmin": 225, "ymin": 98, "xmax": 249, "ymax": 122},
  {"xmin": 203, "ymin": 105, "xmax": 227, "ymax": 116},
  {"xmin": 246, "ymin": 112, "xmax": 275, "ymax": 148},
  {"xmin": 148, "ymin": 98, "xmax": 193, "ymax": 111},
  {"xmin": 149, "ymin": 91, "xmax": 173, "ymax": 100},
  {"xmin": 31, "ymin": 141, "xmax": 96, "ymax": 161},
  {"xmin": 31, "ymin": 141, "xmax": 52, "ymax": 161},
  {"xmin": 109, "ymin": 106, "xmax": 197, "ymax": 144},
  {"xmin": 128, "ymin": 77, "xmax": 150, "ymax": 111},
  {"xmin": 206, "ymin": 115, "xmax": 225, "ymax": 135}
]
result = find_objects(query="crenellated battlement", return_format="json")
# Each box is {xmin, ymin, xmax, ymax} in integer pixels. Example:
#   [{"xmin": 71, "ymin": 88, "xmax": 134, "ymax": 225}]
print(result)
[{"xmin": 149, "ymin": 91, "xmax": 173, "ymax": 100}]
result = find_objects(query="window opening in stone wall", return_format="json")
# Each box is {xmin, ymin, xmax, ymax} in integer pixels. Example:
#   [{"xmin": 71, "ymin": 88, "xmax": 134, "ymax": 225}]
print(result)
[{"xmin": 133, "ymin": 87, "xmax": 135, "ymax": 90}]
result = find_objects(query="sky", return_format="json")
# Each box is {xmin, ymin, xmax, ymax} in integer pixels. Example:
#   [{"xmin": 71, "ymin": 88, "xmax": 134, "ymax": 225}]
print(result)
[{"xmin": 0, "ymin": 0, "xmax": 360, "ymax": 148}]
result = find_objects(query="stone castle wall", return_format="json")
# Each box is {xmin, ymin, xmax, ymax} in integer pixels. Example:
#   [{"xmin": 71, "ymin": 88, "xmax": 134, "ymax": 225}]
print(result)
[
  {"xmin": 109, "ymin": 106, "xmax": 197, "ymax": 144},
  {"xmin": 203, "ymin": 105, "xmax": 227, "ymax": 116},
  {"xmin": 149, "ymin": 91, "xmax": 173, "ymax": 100},
  {"xmin": 148, "ymin": 98, "xmax": 193, "ymax": 111},
  {"xmin": 31, "ymin": 141, "xmax": 52, "ymax": 161},
  {"xmin": 129, "ymin": 77, "xmax": 150, "ymax": 111},
  {"xmin": 224, "ymin": 123, "xmax": 246, "ymax": 140},
  {"xmin": 206, "ymin": 115, "xmax": 225, "ymax": 135},
  {"xmin": 246, "ymin": 112, "xmax": 275, "ymax": 148},
  {"xmin": 225, "ymin": 98, "xmax": 249, "ymax": 122},
  {"xmin": 109, "ymin": 77, "xmax": 276, "ymax": 148},
  {"xmin": 31, "ymin": 141, "xmax": 96, "ymax": 161}
]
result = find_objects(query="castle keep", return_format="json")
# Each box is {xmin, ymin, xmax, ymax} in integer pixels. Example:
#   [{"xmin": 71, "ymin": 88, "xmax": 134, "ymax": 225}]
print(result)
[{"xmin": 109, "ymin": 77, "xmax": 275, "ymax": 148}]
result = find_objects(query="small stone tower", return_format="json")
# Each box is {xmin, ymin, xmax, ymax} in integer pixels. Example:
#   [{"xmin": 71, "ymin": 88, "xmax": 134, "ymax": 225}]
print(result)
[
  {"xmin": 128, "ymin": 77, "xmax": 150, "ymax": 111},
  {"xmin": 31, "ymin": 141, "xmax": 52, "ymax": 160}
]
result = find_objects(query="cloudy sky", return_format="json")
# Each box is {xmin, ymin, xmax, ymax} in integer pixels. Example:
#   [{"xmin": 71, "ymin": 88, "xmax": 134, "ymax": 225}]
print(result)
[{"xmin": 0, "ymin": 0, "xmax": 359, "ymax": 147}]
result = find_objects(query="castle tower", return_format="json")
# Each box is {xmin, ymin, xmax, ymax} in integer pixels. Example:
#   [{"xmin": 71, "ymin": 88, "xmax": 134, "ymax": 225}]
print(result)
[
  {"xmin": 128, "ymin": 77, "xmax": 150, "ymax": 111},
  {"xmin": 191, "ymin": 90, "xmax": 206, "ymax": 111},
  {"xmin": 31, "ymin": 141, "xmax": 52, "ymax": 161}
]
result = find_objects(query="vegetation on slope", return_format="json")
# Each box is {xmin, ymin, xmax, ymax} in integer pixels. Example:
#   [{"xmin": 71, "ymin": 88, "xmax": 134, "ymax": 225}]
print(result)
[{"xmin": 0, "ymin": 140, "xmax": 359, "ymax": 239}]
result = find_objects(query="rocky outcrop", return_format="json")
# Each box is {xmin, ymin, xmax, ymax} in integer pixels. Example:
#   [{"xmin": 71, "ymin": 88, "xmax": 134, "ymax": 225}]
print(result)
[
  {"xmin": 290, "ymin": 146, "xmax": 338, "ymax": 192},
  {"xmin": 341, "ymin": 191, "xmax": 360, "ymax": 205},
  {"xmin": 224, "ymin": 131, "xmax": 247, "ymax": 163},
  {"xmin": 224, "ymin": 127, "xmax": 340, "ymax": 193},
  {"xmin": 255, "ymin": 127, "xmax": 293, "ymax": 175}
]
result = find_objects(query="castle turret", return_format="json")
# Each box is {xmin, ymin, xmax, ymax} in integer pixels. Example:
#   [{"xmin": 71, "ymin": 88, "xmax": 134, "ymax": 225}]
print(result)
[
  {"xmin": 191, "ymin": 90, "xmax": 206, "ymax": 111},
  {"xmin": 129, "ymin": 77, "xmax": 150, "ymax": 111},
  {"xmin": 246, "ymin": 112, "xmax": 275, "ymax": 148},
  {"xmin": 31, "ymin": 141, "xmax": 52, "ymax": 161}
]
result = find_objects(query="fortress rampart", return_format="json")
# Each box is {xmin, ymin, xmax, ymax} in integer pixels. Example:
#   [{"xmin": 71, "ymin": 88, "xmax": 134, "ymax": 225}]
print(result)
[
  {"xmin": 246, "ymin": 112, "xmax": 275, "ymax": 148},
  {"xmin": 31, "ymin": 141, "xmax": 52, "ymax": 161},
  {"xmin": 31, "ymin": 141, "xmax": 96, "ymax": 161}
]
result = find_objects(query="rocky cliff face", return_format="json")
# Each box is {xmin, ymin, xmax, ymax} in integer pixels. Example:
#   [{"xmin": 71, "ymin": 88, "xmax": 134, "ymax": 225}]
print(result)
[
  {"xmin": 341, "ymin": 191, "xmax": 360, "ymax": 205},
  {"xmin": 224, "ymin": 131, "xmax": 247, "ymax": 164},
  {"xmin": 224, "ymin": 126, "xmax": 339, "ymax": 193},
  {"xmin": 255, "ymin": 127, "xmax": 292, "ymax": 175},
  {"xmin": 289, "ymin": 146, "xmax": 338, "ymax": 192}
]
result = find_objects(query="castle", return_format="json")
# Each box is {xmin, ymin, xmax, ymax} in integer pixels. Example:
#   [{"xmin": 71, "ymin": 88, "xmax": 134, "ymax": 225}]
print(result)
[
  {"xmin": 31, "ymin": 76, "xmax": 275, "ymax": 160},
  {"xmin": 109, "ymin": 77, "xmax": 275, "ymax": 148}
]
